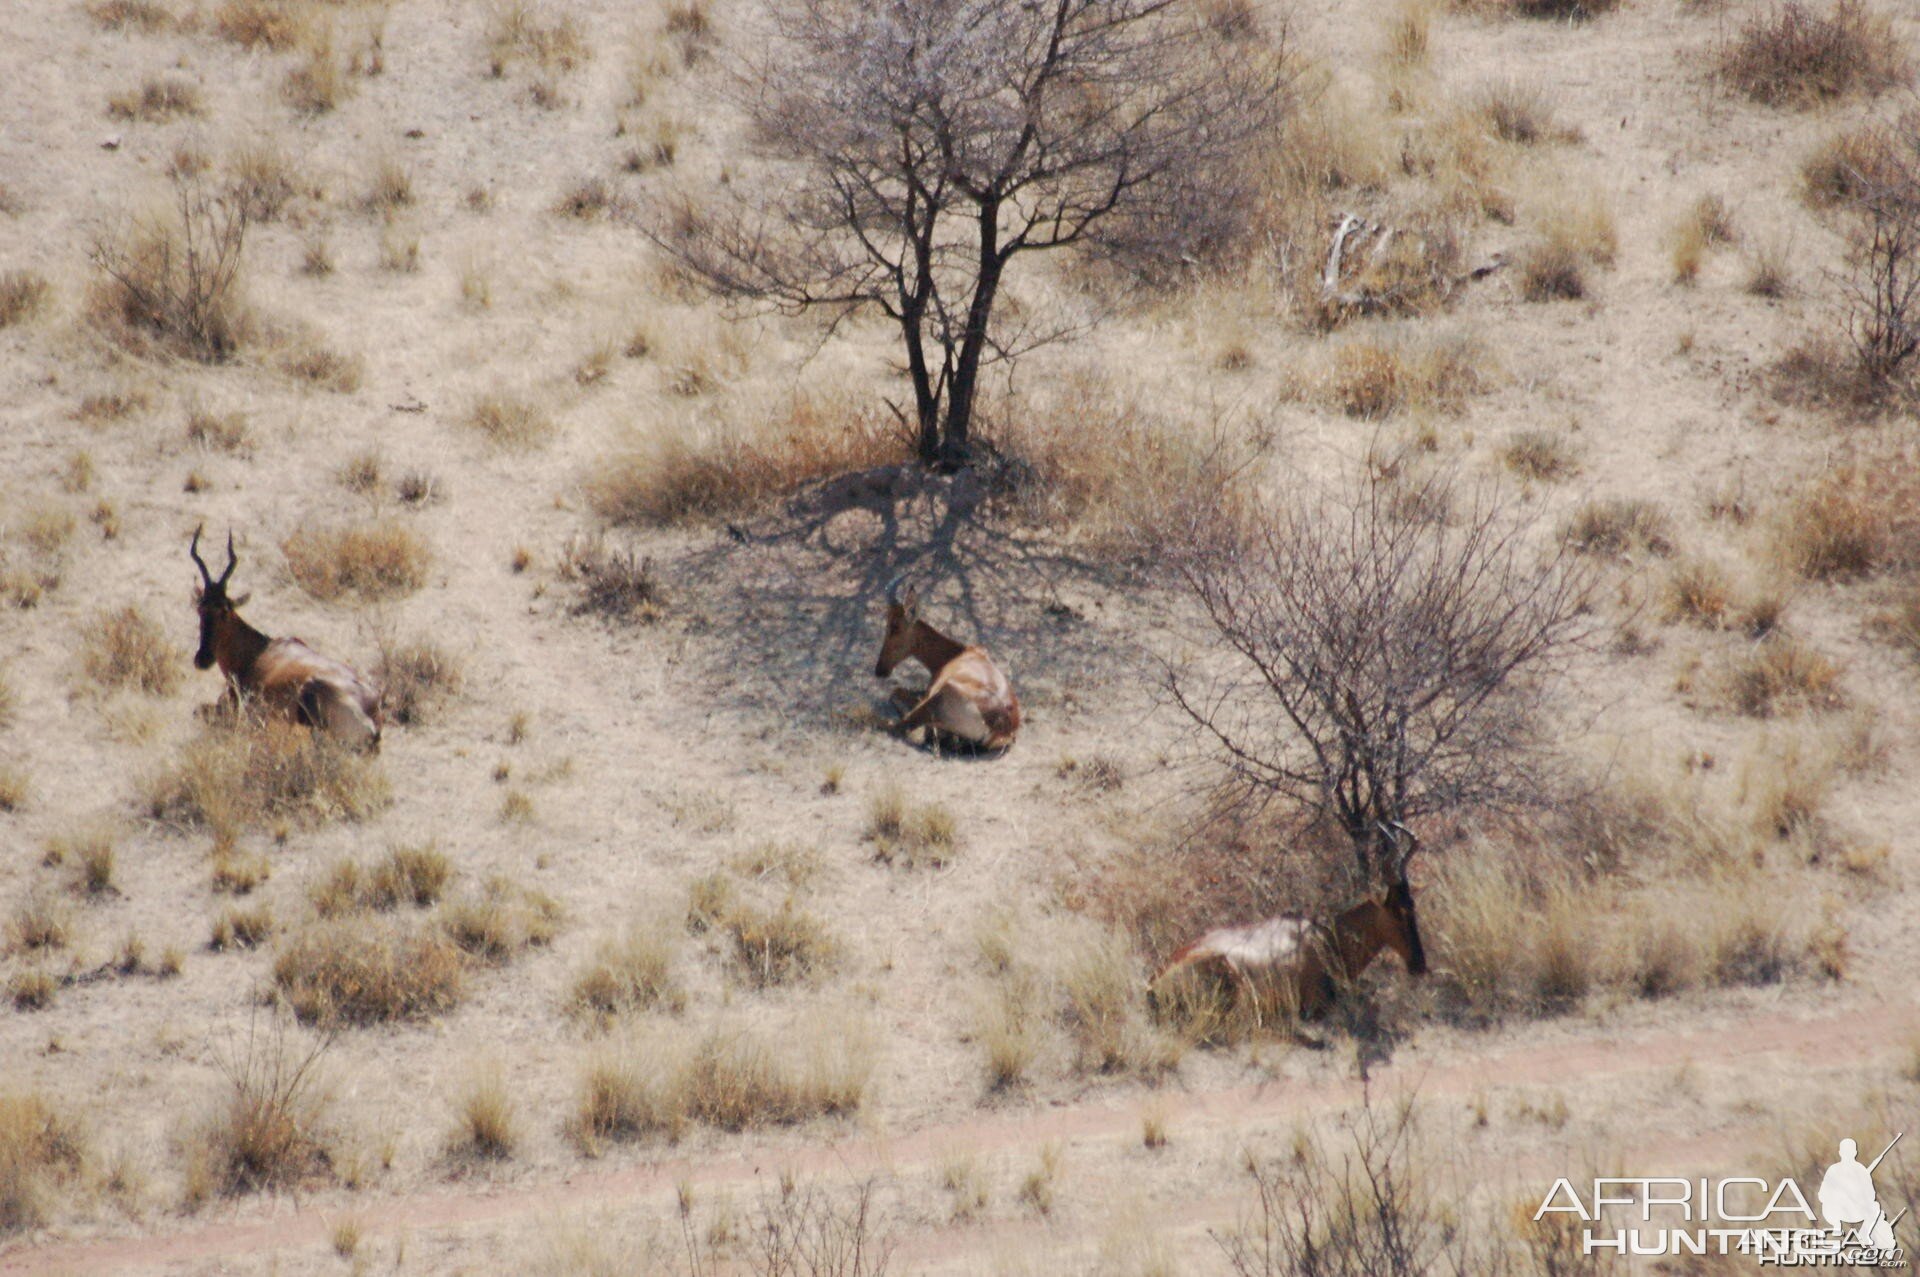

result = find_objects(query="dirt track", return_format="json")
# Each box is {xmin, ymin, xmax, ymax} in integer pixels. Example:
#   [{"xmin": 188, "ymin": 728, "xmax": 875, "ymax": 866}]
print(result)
[{"xmin": 10, "ymin": 1000, "xmax": 1913, "ymax": 1275}]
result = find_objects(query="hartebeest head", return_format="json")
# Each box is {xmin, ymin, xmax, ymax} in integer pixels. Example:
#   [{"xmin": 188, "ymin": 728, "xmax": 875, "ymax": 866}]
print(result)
[
  {"xmin": 1374, "ymin": 822, "xmax": 1429, "ymax": 977},
  {"xmin": 873, "ymin": 573, "xmax": 922, "ymax": 679},
  {"xmin": 189, "ymin": 524, "xmax": 250, "ymax": 671}
]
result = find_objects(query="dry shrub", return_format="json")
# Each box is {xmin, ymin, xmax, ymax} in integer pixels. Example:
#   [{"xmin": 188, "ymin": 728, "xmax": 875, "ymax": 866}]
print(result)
[
  {"xmin": 448, "ymin": 1066, "xmax": 517, "ymax": 1162},
  {"xmin": 1562, "ymin": 498, "xmax": 1674, "ymax": 557},
  {"xmin": 273, "ymin": 919, "xmax": 465, "ymax": 1025},
  {"xmin": 865, "ymin": 786, "xmax": 959, "ymax": 868},
  {"xmin": 89, "ymin": 0, "xmax": 173, "ymax": 30},
  {"xmin": 1473, "ymin": 80, "xmax": 1575, "ymax": 145},
  {"xmin": 437, "ymin": 877, "xmax": 562, "ymax": 964},
  {"xmin": 1717, "ymin": 1, "xmax": 1910, "ymax": 108},
  {"xmin": 374, "ymin": 637, "xmax": 461, "ymax": 727},
  {"xmin": 486, "ymin": 0, "xmax": 587, "ymax": 76},
  {"xmin": 283, "ymin": 521, "xmax": 429, "ymax": 601},
  {"xmin": 147, "ymin": 718, "xmax": 391, "ymax": 840},
  {"xmin": 588, "ymin": 398, "xmax": 900, "ymax": 528},
  {"xmin": 1501, "ymin": 430, "xmax": 1578, "ymax": 481},
  {"xmin": 0, "ymin": 1092, "xmax": 86, "ymax": 1233},
  {"xmin": 1726, "ymin": 635, "xmax": 1845, "ymax": 716},
  {"xmin": 1802, "ymin": 124, "xmax": 1904, "ymax": 208},
  {"xmin": 465, "ymin": 392, "xmax": 553, "ymax": 447},
  {"xmin": 0, "ymin": 271, "xmax": 50, "ymax": 328},
  {"xmin": 569, "ymin": 924, "xmax": 685, "ymax": 1021},
  {"xmin": 189, "ymin": 1019, "xmax": 331, "ymax": 1197},
  {"xmin": 80, "ymin": 605, "xmax": 182, "ymax": 695},
  {"xmin": 721, "ymin": 896, "xmax": 837, "ymax": 988},
  {"xmin": 107, "ymin": 76, "xmax": 202, "ymax": 122},
  {"xmin": 557, "ymin": 534, "xmax": 665, "ymax": 623},
  {"xmin": 279, "ymin": 340, "xmax": 363, "ymax": 392},
  {"xmin": 88, "ymin": 174, "xmax": 250, "ymax": 362},
  {"xmin": 1772, "ymin": 457, "xmax": 1918, "ymax": 579},
  {"xmin": 1326, "ymin": 332, "xmax": 1487, "ymax": 419}
]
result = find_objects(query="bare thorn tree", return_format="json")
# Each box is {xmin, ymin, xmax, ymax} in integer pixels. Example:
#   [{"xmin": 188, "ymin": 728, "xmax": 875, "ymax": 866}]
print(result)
[
  {"xmin": 1843, "ymin": 120, "xmax": 1920, "ymax": 386},
  {"xmin": 88, "ymin": 169, "xmax": 252, "ymax": 363},
  {"xmin": 1167, "ymin": 470, "xmax": 1598, "ymax": 887},
  {"xmin": 639, "ymin": 0, "xmax": 1294, "ymax": 469}
]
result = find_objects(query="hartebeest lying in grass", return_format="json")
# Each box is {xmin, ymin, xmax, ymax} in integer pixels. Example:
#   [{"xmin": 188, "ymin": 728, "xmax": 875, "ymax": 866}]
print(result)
[
  {"xmin": 1150, "ymin": 825, "xmax": 1429, "ymax": 1023},
  {"xmin": 190, "ymin": 526, "xmax": 383, "ymax": 750},
  {"xmin": 873, "ymin": 575, "xmax": 1021, "ymax": 751}
]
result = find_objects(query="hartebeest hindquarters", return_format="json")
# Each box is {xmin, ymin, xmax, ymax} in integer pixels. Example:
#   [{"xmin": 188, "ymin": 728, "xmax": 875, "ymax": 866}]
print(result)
[
  {"xmin": 1150, "ymin": 823, "xmax": 1429, "ymax": 1024},
  {"xmin": 190, "ymin": 526, "xmax": 383, "ymax": 750},
  {"xmin": 873, "ymin": 575, "xmax": 1021, "ymax": 751}
]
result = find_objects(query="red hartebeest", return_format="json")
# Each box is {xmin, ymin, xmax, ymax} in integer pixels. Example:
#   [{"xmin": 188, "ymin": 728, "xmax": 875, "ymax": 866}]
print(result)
[
  {"xmin": 873, "ymin": 575, "xmax": 1021, "ymax": 751},
  {"xmin": 1150, "ymin": 825, "xmax": 1429, "ymax": 1023},
  {"xmin": 189, "ymin": 526, "xmax": 383, "ymax": 750}
]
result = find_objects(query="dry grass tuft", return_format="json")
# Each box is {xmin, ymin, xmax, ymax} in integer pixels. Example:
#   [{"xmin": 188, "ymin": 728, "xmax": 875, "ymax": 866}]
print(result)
[
  {"xmin": 1326, "ymin": 332, "xmax": 1488, "ymax": 420},
  {"xmin": 1501, "ymin": 430, "xmax": 1578, "ymax": 481},
  {"xmin": 309, "ymin": 844, "xmax": 452, "ymax": 917},
  {"xmin": 0, "ymin": 1091, "xmax": 86, "ymax": 1233},
  {"xmin": 464, "ymin": 392, "xmax": 554, "ymax": 448},
  {"xmin": 1801, "ymin": 124, "xmax": 1904, "ymax": 208},
  {"xmin": 186, "ymin": 405, "xmax": 251, "ymax": 453},
  {"xmin": 50, "ymin": 826, "xmax": 118, "ymax": 897},
  {"xmin": 283, "ymin": 30, "xmax": 350, "ymax": 115},
  {"xmin": 1771, "ymin": 460, "xmax": 1918, "ymax": 580},
  {"xmin": 89, "ymin": 0, "xmax": 173, "ymax": 30},
  {"xmin": 210, "ymin": 904, "xmax": 275, "ymax": 952},
  {"xmin": 448, "ymin": 1065, "xmax": 517, "ymax": 1162},
  {"xmin": 273, "ymin": 919, "xmax": 465, "ymax": 1025},
  {"xmin": 1563, "ymin": 498, "xmax": 1674, "ymax": 557},
  {"xmin": 0, "ymin": 765, "xmax": 26, "ymax": 814},
  {"xmin": 1382, "ymin": 0, "xmax": 1431, "ymax": 67},
  {"xmin": 1726, "ymin": 635, "xmax": 1846, "ymax": 717},
  {"xmin": 374, "ymin": 637, "xmax": 462, "ymax": 727},
  {"xmin": 1717, "ymin": 0, "xmax": 1910, "ymax": 108},
  {"xmin": 720, "ymin": 896, "xmax": 838, "ymax": 988},
  {"xmin": 554, "ymin": 178, "xmax": 618, "ymax": 220},
  {"xmin": 569, "ymin": 924, "xmax": 686, "ymax": 1022},
  {"xmin": 212, "ymin": 0, "xmax": 306, "ymax": 49},
  {"xmin": 188, "ymin": 1019, "xmax": 331, "ymax": 1198},
  {"xmin": 1059, "ymin": 928, "xmax": 1178, "ymax": 1078},
  {"xmin": 588, "ymin": 397, "xmax": 899, "ymax": 528},
  {"xmin": 0, "ymin": 271, "xmax": 50, "ymax": 329},
  {"xmin": 147, "ymin": 718, "xmax": 391, "ymax": 841},
  {"xmin": 80, "ymin": 605, "xmax": 182, "ymax": 696},
  {"xmin": 9, "ymin": 968, "xmax": 56, "ymax": 1012},
  {"xmin": 283, "ymin": 521, "xmax": 429, "ymax": 601},
  {"xmin": 278, "ymin": 339, "xmax": 363, "ymax": 393},
  {"xmin": 8, "ymin": 892, "xmax": 73, "ymax": 954},
  {"xmin": 107, "ymin": 76, "xmax": 202, "ymax": 122},
  {"xmin": 865, "ymin": 786, "xmax": 960, "ymax": 869},
  {"xmin": 437, "ymin": 877, "xmax": 562, "ymax": 964},
  {"xmin": 486, "ymin": 1, "xmax": 587, "ymax": 77},
  {"xmin": 1662, "ymin": 558, "xmax": 1735, "ymax": 627},
  {"xmin": 1744, "ymin": 234, "xmax": 1794, "ymax": 297},
  {"xmin": 1472, "ymin": 80, "xmax": 1576, "ymax": 145}
]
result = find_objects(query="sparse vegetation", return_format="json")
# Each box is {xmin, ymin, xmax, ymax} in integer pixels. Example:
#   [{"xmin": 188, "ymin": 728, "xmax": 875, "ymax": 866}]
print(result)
[
  {"xmin": 438, "ymin": 877, "xmax": 561, "ymax": 964},
  {"xmin": 273, "ymin": 919, "xmax": 465, "ymax": 1025},
  {"xmin": 720, "ymin": 896, "xmax": 838, "ymax": 989},
  {"xmin": 865, "ymin": 786, "xmax": 959, "ymax": 868},
  {"xmin": 0, "ymin": 1091, "xmax": 86, "ymax": 1233},
  {"xmin": 569, "ymin": 923, "xmax": 685, "ymax": 1021},
  {"xmin": 80, "ymin": 605, "xmax": 181, "ymax": 695},
  {"xmin": 1716, "ymin": 0, "xmax": 1910, "ymax": 108},
  {"xmin": 282, "ymin": 521, "xmax": 429, "ymax": 601},
  {"xmin": 147, "ymin": 718, "xmax": 391, "ymax": 841},
  {"xmin": 107, "ymin": 76, "xmax": 202, "ymax": 123}
]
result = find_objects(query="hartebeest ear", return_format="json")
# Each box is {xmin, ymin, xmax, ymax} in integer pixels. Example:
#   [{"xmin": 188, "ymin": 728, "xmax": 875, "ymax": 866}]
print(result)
[
  {"xmin": 230, "ymin": 592, "xmax": 251, "ymax": 608},
  {"xmin": 901, "ymin": 587, "xmax": 919, "ymax": 616}
]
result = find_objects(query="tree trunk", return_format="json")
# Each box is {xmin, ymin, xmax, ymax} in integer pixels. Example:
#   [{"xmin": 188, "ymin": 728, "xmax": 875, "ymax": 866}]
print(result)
[{"xmin": 938, "ymin": 200, "xmax": 1005, "ymax": 469}]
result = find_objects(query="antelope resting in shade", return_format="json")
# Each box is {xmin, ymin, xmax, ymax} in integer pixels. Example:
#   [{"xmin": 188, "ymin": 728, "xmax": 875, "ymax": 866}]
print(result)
[
  {"xmin": 1150, "ymin": 825, "xmax": 1429, "ymax": 1024},
  {"xmin": 189, "ymin": 526, "xmax": 384, "ymax": 750},
  {"xmin": 872, "ymin": 575, "xmax": 1021, "ymax": 751}
]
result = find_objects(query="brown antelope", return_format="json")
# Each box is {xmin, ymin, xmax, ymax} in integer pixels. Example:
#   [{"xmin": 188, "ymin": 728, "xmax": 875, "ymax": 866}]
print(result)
[
  {"xmin": 1150, "ymin": 825, "xmax": 1429, "ymax": 1023},
  {"xmin": 189, "ymin": 526, "xmax": 383, "ymax": 750},
  {"xmin": 873, "ymin": 575, "xmax": 1021, "ymax": 751}
]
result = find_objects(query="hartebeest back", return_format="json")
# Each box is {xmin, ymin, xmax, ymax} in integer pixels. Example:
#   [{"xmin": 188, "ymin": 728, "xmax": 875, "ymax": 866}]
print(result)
[
  {"xmin": 873, "ymin": 575, "xmax": 1021, "ymax": 750},
  {"xmin": 190, "ymin": 526, "xmax": 383, "ymax": 750},
  {"xmin": 1151, "ymin": 825, "xmax": 1429, "ymax": 1022}
]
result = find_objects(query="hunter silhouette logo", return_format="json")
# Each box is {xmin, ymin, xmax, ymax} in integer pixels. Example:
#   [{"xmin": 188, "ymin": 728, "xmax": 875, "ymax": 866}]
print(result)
[{"xmin": 1535, "ymin": 1132, "xmax": 1909, "ymax": 1266}]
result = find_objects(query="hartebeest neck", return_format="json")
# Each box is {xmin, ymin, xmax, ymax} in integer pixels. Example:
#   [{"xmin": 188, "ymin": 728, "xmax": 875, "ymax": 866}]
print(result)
[
  {"xmin": 908, "ymin": 620, "xmax": 969, "ymax": 673},
  {"xmin": 1329, "ymin": 901, "xmax": 1394, "ymax": 978},
  {"xmin": 214, "ymin": 611, "xmax": 273, "ymax": 685}
]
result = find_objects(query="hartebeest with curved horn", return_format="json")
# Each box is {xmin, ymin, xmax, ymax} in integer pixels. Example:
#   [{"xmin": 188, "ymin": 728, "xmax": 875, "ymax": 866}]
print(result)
[
  {"xmin": 1150, "ymin": 823, "xmax": 1429, "ymax": 1023},
  {"xmin": 189, "ymin": 526, "xmax": 383, "ymax": 750},
  {"xmin": 873, "ymin": 574, "xmax": 1021, "ymax": 751}
]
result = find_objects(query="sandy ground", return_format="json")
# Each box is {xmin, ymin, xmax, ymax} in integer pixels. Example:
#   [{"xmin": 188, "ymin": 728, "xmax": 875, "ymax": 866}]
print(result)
[{"xmin": 2, "ymin": 0, "xmax": 1919, "ymax": 1271}]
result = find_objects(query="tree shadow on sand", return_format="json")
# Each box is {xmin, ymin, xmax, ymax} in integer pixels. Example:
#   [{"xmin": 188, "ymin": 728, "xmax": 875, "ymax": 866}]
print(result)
[{"xmin": 668, "ymin": 463, "xmax": 1164, "ymax": 731}]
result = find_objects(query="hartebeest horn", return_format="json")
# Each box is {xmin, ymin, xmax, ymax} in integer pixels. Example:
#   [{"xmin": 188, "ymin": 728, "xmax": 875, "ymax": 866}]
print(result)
[
  {"xmin": 1377, "ymin": 820, "xmax": 1419, "ymax": 874},
  {"xmin": 885, "ymin": 572, "xmax": 908, "ymax": 606},
  {"xmin": 219, "ymin": 530, "xmax": 237, "ymax": 587},
  {"xmin": 189, "ymin": 524, "xmax": 213, "ymax": 588}
]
